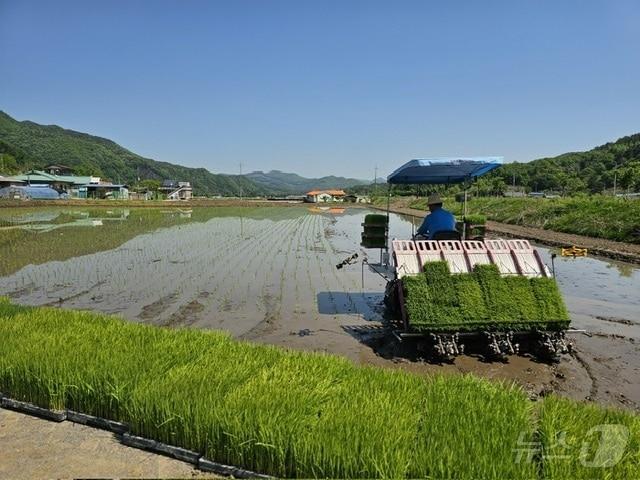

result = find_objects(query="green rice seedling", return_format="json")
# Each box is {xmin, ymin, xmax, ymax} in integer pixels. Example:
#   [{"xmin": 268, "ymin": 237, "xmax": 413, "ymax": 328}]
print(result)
[
  {"xmin": 419, "ymin": 261, "xmax": 462, "ymax": 325},
  {"xmin": 126, "ymin": 337, "xmax": 287, "ymax": 455},
  {"xmin": 474, "ymin": 264, "xmax": 520, "ymax": 323},
  {"xmin": 531, "ymin": 278, "xmax": 570, "ymax": 327},
  {"xmin": 455, "ymin": 273, "xmax": 489, "ymax": 323},
  {"xmin": 0, "ymin": 307, "xmax": 79, "ymax": 409},
  {"xmin": 403, "ymin": 263, "xmax": 570, "ymax": 332},
  {"xmin": 213, "ymin": 351, "xmax": 355, "ymax": 477},
  {"xmin": 62, "ymin": 323, "xmax": 227, "ymax": 421},
  {"xmin": 299, "ymin": 365, "xmax": 429, "ymax": 479},
  {"xmin": 363, "ymin": 213, "xmax": 388, "ymax": 225},
  {"xmin": 539, "ymin": 395, "xmax": 640, "ymax": 479},
  {"xmin": 1, "ymin": 301, "xmax": 637, "ymax": 479},
  {"xmin": 461, "ymin": 213, "xmax": 487, "ymax": 225},
  {"xmin": 409, "ymin": 375, "xmax": 538, "ymax": 479},
  {"xmin": 502, "ymin": 275, "xmax": 540, "ymax": 321}
]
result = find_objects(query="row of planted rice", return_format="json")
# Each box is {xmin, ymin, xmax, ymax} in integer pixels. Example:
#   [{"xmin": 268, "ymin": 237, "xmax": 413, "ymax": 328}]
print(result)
[
  {"xmin": 0, "ymin": 211, "xmax": 369, "ymax": 331},
  {"xmin": 0, "ymin": 298, "xmax": 638, "ymax": 479}
]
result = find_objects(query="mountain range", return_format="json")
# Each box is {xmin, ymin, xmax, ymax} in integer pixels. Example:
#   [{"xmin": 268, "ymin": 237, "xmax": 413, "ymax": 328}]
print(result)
[
  {"xmin": 0, "ymin": 111, "xmax": 372, "ymax": 196},
  {"xmin": 1, "ymin": 110, "xmax": 638, "ymax": 196},
  {"xmin": 490, "ymin": 133, "xmax": 640, "ymax": 193},
  {"xmin": 245, "ymin": 170, "xmax": 380, "ymax": 195}
]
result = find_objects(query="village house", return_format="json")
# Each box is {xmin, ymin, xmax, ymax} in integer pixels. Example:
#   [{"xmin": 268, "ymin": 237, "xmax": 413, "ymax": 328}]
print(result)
[
  {"xmin": 0, "ymin": 175, "xmax": 25, "ymax": 188},
  {"xmin": 4, "ymin": 169, "xmax": 129, "ymax": 199},
  {"xmin": 44, "ymin": 164, "xmax": 75, "ymax": 176},
  {"xmin": 305, "ymin": 189, "xmax": 346, "ymax": 203},
  {"xmin": 159, "ymin": 180, "xmax": 193, "ymax": 200}
]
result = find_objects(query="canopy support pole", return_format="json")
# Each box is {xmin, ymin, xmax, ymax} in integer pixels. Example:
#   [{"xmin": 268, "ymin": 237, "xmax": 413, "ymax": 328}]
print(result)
[
  {"xmin": 386, "ymin": 183, "xmax": 391, "ymax": 222},
  {"xmin": 385, "ymin": 184, "xmax": 392, "ymax": 266},
  {"xmin": 464, "ymin": 187, "xmax": 468, "ymax": 216},
  {"xmin": 462, "ymin": 177, "xmax": 471, "ymax": 240}
]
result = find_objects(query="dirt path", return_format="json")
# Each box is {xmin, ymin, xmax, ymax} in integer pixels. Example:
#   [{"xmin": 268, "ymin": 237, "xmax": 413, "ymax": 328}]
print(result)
[
  {"xmin": 0, "ymin": 409, "xmax": 215, "ymax": 479},
  {"xmin": 374, "ymin": 202, "xmax": 640, "ymax": 264}
]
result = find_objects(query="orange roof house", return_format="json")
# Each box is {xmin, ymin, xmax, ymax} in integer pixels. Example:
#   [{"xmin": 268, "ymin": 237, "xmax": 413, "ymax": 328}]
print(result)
[{"xmin": 305, "ymin": 189, "xmax": 346, "ymax": 203}]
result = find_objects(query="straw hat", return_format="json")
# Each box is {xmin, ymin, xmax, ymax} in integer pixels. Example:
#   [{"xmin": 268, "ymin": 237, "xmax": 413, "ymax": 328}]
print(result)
[{"xmin": 427, "ymin": 193, "xmax": 443, "ymax": 205}]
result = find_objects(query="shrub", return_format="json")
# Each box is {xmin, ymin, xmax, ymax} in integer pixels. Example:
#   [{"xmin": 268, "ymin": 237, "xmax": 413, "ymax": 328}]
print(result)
[{"xmin": 408, "ymin": 196, "xmax": 640, "ymax": 244}]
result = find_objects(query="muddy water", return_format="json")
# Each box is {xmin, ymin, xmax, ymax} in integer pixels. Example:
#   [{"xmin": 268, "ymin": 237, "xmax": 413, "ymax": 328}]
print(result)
[
  {"xmin": 1, "ymin": 206, "xmax": 639, "ymax": 409},
  {"xmin": 0, "ymin": 207, "xmax": 387, "ymax": 338}
]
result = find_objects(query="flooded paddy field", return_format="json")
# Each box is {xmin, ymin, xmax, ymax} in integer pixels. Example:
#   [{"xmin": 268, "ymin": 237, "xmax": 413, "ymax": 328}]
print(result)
[{"xmin": 1, "ymin": 205, "xmax": 639, "ymax": 409}]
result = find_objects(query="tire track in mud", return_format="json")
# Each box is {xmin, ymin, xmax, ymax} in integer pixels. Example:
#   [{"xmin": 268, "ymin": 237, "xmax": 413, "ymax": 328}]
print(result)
[{"xmin": 570, "ymin": 349, "xmax": 598, "ymax": 401}]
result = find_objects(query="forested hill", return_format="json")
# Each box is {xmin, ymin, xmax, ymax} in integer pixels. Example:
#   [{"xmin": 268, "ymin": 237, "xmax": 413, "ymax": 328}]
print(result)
[
  {"xmin": 493, "ymin": 133, "xmax": 640, "ymax": 194},
  {"xmin": 245, "ymin": 170, "xmax": 375, "ymax": 194},
  {"xmin": 0, "ymin": 111, "xmax": 266, "ymax": 196}
]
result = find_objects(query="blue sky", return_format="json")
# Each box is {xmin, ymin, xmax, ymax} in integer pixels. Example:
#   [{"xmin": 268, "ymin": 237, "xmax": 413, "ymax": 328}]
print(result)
[{"xmin": 1, "ymin": 1, "xmax": 639, "ymax": 178}]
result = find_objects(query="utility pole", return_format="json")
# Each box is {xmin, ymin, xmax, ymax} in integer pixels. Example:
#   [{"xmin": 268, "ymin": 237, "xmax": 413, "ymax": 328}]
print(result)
[
  {"xmin": 613, "ymin": 169, "xmax": 617, "ymax": 197},
  {"xmin": 374, "ymin": 165, "xmax": 378, "ymax": 195},
  {"xmin": 239, "ymin": 162, "xmax": 243, "ymax": 200}
]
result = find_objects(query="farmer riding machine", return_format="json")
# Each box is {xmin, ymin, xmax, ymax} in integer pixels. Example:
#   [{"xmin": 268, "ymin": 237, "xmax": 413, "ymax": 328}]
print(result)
[{"xmin": 377, "ymin": 158, "xmax": 572, "ymax": 361}]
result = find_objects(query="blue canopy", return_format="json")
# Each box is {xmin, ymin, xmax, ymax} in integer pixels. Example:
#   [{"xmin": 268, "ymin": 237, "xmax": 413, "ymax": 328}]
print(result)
[{"xmin": 387, "ymin": 157, "xmax": 503, "ymax": 185}]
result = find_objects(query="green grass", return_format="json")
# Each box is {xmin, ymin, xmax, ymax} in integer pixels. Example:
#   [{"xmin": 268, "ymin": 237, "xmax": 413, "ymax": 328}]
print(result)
[
  {"xmin": 405, "ymin": 196, "xmax": 640, "ymax": 244},
  {"xmin": 0, "ymin": 298, "xmax": 637, "ymax": 478},
  {"xmin": 403, "ymin": 262, "xmax": 570, "ymax": 332}
]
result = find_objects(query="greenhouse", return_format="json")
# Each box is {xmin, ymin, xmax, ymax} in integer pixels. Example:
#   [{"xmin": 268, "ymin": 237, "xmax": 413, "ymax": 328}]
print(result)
[{"xmin": 0, "ymin": 185, "xmax": 60, "ymax": 200}]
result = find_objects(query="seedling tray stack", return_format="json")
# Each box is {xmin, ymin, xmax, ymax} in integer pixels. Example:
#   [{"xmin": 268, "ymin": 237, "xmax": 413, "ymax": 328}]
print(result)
[{"xmin": 361, "ymin": 214, "xmax": 388, "ymax": 249}]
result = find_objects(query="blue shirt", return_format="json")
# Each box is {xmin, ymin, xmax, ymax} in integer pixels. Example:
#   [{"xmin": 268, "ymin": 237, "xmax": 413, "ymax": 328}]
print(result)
[{"xmin": 417, "ymin": 207, "xmax": 456, "ymax": 239}]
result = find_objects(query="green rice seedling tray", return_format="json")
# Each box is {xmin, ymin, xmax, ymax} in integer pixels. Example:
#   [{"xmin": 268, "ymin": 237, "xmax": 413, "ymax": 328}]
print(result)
[
  {"xmin": 402, "ymin": 262, "xmax": 570, "ymax": 333},
  {"xmin": 363, "ymin": 213, "xmax": 389, "ymax": 226}
]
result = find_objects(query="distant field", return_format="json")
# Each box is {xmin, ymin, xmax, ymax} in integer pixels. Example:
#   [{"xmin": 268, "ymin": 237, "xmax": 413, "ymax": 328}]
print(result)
[{"xmin": 380, "ymin": 196, "xmax": 640, "ymax": 244}]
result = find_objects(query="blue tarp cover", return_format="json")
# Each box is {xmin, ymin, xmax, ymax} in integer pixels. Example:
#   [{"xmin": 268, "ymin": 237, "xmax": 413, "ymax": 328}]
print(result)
[{"xmin": 387, "ymin": 157, "xmax": 503, "ymax": 185}]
